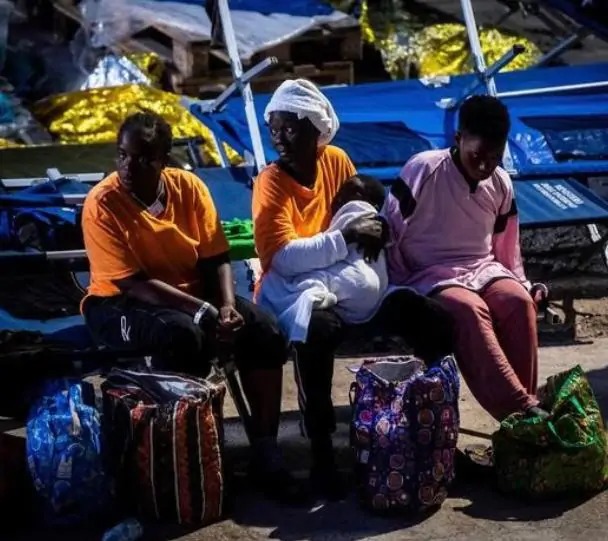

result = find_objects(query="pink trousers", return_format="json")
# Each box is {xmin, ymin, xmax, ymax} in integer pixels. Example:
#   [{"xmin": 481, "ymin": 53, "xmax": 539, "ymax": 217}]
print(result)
[{"xmin": 434, "ymin": 278, "xmax": 539, "ymax": 421}]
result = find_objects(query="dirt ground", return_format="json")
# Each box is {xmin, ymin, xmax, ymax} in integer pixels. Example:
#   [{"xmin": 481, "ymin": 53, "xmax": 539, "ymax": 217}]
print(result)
[
  {"xmin": 569, "ymin": 298, "xmax": 608, "ymax": 339},
  {"xmin": 155, "ymin": 337, "xmax": 608, "ymax": 541}
]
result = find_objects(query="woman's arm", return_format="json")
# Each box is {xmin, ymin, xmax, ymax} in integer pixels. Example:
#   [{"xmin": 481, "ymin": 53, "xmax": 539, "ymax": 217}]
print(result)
[
  {"xmin": 492, "ymin": 177, "xmax": 531, "ymax": 289},
  {"xmin": 117, "ymin": 275, "xmax": 206, "ymax": 316},
  {"xmin": 197, "ymin": 252, "xmax": 235, "ymax": 308},
  {"xmin": 191, "ymin": 176, "xmax": 234, "ymax": 306},
  {"xmin": 271, "ymin": 229, "xmax": 349, "ymax": 277},
  {"xmin": 253, "ymin": 169, "xmax": 300, "ymax": 272},
  {"xmin": 381, "ymin": 154, "xmax": 430, "ymax": 283},
  {"xmin": 83, "ymin": 204, "xmax": 209, "ymax": 315},
  {"xmin": 254, "ymin": 167, "xmax": 351, "ymax": 275},
  {"xmin": 253, "ymin": 151, "xmax": 360, "ymax": 275}
]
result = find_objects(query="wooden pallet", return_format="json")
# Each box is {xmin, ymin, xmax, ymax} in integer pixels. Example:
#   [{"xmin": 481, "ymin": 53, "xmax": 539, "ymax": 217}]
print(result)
[
  {"xmin": 52, "ymin": 0, "xmax": 361, "ymax": 82},
  {"xmin": 171, "ymin": 60, "xmax": 355, "ymax": 98},
  {"xmin": 210, "ymin": 16, "xmax": 363, "ymax": 67},
  {"xmin": 52, "ymin": 0, "xmax": 212, "ymax": 78}
]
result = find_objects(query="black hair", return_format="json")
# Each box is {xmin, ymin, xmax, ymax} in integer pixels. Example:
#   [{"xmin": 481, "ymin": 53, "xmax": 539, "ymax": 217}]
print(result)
[
  {"xmin": 458, "ymin": 95, "xmax": 510, "ymax": 145},
  {"xmin": 117, "ymin": 110, "xmax": 173, "ymax": 157},
  {"xmin": 357, "ymin": 174, "xmax": 386, "ymax": 210}
]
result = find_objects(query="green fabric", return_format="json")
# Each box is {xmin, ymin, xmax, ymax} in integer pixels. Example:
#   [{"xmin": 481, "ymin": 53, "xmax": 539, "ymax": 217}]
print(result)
[
  {"xmin": 223, "ymin": 219, "xmax": 256, "ymax": 261},
  {"xmin": 492, "ymin": 365, "xmax": 608, "ymax": 498}
]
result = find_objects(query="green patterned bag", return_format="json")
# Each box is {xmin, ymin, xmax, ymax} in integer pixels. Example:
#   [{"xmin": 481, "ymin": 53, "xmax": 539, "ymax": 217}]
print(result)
[{"xmin": 492, "ymin": 365, "xmax": 608, "ymax": 498}]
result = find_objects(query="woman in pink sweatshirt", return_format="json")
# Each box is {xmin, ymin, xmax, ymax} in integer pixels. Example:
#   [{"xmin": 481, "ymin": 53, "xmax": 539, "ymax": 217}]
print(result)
[{"xmin": 384, "ymin": 95, "xmax": 547, "ymax": 422}]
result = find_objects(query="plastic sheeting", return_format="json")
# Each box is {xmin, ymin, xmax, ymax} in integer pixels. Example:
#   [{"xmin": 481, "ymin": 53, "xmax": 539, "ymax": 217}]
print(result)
[
  {"xmin": 521, "ymin": 115, "xmax": 608, "ymax": 162},
  {"xmin": 81, "ymin": 0, "xmax": 352, "ymax": 60},
  {"xmin": 79, "ymin": 53, "xmax": 161, "ymax": 90},
  {"xmin": 0, "ymin": 93, "xmax": 14, "ymax": 125}
]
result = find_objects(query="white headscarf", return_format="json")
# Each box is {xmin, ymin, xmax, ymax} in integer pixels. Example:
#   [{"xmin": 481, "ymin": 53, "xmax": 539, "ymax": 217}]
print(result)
[{"xmin": 264, "ymin": 79, "xmax": 340, "ymax": 147}]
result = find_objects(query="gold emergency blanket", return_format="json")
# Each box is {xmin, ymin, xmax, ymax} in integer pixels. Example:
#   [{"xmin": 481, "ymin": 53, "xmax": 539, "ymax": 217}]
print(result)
[
  {"xmin": 0, "ymin": 139, "xmax": 23, "ymax": 149},
  {"xmin": 334, "ymin": 0, "xmax": 541, "ymax": 79},
  {"xmin": 126, "ymin": 52, "xmax": 165, "ymax": 86},
  {"xmin": 31, "ymin": 84, "xmax": 240, "ymax": 166},
  {"xmin": 412, "ymin": 23, "xmax": 542, "ymax": 78}
]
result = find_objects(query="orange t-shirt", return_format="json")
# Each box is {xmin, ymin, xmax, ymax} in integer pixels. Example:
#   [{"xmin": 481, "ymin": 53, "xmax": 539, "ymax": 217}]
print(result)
[
  {"xmin": 252, "ymin": 145, "xmax": 357, "ymax": 272},
  {"xmin": 82, "ymin": 167, "xmax": 229, "ymax": 304}
]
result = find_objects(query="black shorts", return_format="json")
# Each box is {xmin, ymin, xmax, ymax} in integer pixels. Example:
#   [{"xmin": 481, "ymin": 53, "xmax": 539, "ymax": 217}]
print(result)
[{"xmin": 82, "ymin": 295, "xmax": 288, "ymax": 375}]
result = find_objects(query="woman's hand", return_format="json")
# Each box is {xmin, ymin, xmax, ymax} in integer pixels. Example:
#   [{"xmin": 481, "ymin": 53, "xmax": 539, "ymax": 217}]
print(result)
[
  {"xmin": 217, "ymin": 303, "xmax": 245, "ymax": 341},
  {"xmin": 342, "ymin": 216, "xmax": 387, "ymax": 262},
  {"xmin": 530, "ymin": 283, "xmax": 549, "ymax": 307}
]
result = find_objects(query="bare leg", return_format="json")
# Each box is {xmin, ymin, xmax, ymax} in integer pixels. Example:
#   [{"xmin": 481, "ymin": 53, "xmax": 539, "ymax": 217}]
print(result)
[{"xmin": 239, "ymin": 368, "xmax": 283, "ymax": 439}]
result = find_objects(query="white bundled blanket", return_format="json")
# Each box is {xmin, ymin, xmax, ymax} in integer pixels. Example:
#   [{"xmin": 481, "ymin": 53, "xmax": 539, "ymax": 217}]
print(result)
[{"xmin": 258, "ymin": 200, "xmax": 389, "ymax": 343}]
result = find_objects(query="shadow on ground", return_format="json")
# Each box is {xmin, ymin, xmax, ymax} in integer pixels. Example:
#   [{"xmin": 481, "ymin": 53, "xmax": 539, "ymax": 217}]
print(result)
[
  {"xmin": 223, "ymin": 486, "xmax": 599, "ymax": 541},
  {"xmin": 450, "ymin": 484, "xmax": 598, "ymax": 523}
]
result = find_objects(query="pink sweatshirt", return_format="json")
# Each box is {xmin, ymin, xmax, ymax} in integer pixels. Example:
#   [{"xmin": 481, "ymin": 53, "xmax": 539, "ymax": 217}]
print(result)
[{"xmin": 384, "ymin": 148, "xmax": 530, "ymax": 295}]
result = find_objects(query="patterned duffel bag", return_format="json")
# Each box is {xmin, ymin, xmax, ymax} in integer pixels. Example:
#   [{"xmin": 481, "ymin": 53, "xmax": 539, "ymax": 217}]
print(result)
[
  {"xmin": 350, "ymin": 355, "xmax": 460, "ymax": 514},
  {"xmin": 102, "ymin": 368, "xmax": 226, "ymax": 526}
]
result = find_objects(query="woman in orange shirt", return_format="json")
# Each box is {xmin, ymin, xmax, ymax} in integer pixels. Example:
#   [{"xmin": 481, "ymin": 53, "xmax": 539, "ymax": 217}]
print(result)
[
  {"xmin": 82, "ymin": 112, "xmax": 301, "ymax": 503},
  {"xmin": 253, "ymin": 80, "xmax": 455, "ymax": 500}
]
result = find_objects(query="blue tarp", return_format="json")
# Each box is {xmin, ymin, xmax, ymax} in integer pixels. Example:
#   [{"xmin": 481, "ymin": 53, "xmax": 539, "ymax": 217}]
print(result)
[
  {"xmin": 154, "ymin": 0, "xmax": 335, "ymax": 16},
  {"xmin": 192, "ymin": 62, "xmax": 608, "ymax": 179},
  {"xmin": 0, "ymin": 178, "xmax": 89, "ymax": 251}
]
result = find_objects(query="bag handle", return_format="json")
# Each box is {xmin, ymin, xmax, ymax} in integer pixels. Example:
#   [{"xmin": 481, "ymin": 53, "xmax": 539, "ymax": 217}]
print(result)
[{"xmin": 107, "ymin": 368, "xmax": 211, "ymax": 404}]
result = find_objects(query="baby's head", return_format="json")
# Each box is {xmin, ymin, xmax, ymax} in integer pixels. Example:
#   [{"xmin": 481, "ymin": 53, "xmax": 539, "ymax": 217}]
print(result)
[{"xmin": 331, "ymin": 174, "xmax": 385, "ymax": 216}]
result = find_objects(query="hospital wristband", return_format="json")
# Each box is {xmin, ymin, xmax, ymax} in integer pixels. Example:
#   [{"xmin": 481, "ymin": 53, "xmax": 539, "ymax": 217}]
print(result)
[{"xmin": 193, "ymin": 302, "xmax": 212, "ymax": 327}]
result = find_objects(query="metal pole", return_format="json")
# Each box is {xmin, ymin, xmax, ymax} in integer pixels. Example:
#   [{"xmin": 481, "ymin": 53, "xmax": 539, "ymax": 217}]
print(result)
[
  {"xmin": 206, "ymin": 57, "xmax": 278, "ymax": 114},
  {"xmin": 0, "ymin": 172, "xmax": 105, "ymax": 189},
  {"xmin": 46, "ymin": 249, "xmax": 87, "ymax": 260},
  {"xmin": 460, "ymin": 0, "xmax": 497, "ymax": 96},
  {"xmin": 438, "ymin": 45, "xmax": 524, "ymax": 110},
  {"xmin": 496, "ymin": 80, "xmax": 608, "ymax": 99},
  {"xmin": 459, "ymin": 0, "xmax": 515, "ymax": 174},
  {"xmin": 216, "ymin": 0, "xmax": 267, "ymax": 172},
  {"xmin": 533, "ymin": 29, "xmax": 591, "ymax": 68},
  {"xmin": 8, "ymin": 194, "xmax": 87, "ymax": 206}
]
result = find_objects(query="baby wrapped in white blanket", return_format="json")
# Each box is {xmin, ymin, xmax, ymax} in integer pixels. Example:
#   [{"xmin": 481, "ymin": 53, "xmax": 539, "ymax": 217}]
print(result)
[{"xmin": 258, "ymin": 175, "xmax": 388, "ymax": 343}]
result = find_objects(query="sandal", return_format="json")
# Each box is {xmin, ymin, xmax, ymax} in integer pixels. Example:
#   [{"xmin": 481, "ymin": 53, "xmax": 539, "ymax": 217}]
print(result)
[
  {"xmin": 464, "ymin": 443, "xmax": 494, "ymax": 467},
  {"xmin": 455, "ymin": 444, "xmax": 495, "ymax": 482}
]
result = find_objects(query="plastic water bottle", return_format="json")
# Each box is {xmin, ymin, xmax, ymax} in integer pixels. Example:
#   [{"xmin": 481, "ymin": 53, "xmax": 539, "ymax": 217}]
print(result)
[{"xmin": 101, "ymin": 519, "xmax": 143, "ymax": 541}]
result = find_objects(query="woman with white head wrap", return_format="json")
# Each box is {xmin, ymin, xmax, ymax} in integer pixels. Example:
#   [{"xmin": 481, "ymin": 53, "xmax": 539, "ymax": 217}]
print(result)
[
  {"xmin": 263, "ymin": 78, "xmax": 340, "ymax": 147},
  {"xmin": 252, "ymin": 79, "xmax": 455, "ymax": 501}
]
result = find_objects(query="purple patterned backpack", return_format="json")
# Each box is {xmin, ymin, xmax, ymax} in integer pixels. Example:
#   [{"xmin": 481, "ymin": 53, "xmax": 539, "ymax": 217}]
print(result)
[{"xmin": 349, "ymin": 355, "xmax": 460, "ymax": 513}]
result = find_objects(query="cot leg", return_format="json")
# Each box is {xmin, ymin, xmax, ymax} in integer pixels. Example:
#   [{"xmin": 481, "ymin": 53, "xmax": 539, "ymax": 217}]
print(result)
[
  {"xmin": 563, "ymin": 294, "xmax": 576, "ymax": 331},
  {"xmin": 213, "ymin": 358, "xmax": 254, "ymax": 445}
]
